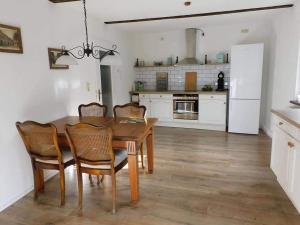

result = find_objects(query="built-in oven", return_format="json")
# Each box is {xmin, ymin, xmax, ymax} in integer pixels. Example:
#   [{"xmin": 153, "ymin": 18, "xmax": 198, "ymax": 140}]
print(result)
[{"xmin": 173, "ymin": 94, "xmax": 199, "ymax": 120}]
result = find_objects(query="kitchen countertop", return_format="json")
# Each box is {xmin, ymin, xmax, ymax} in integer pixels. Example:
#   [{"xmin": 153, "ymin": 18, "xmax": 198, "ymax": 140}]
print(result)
[
  {"xmin": 130, "ymin": 90, "xmax": 228, "ymax": 95},
  {"xmin": 272, "ymin": 108, "xmax": 300, "ymax": 129}
]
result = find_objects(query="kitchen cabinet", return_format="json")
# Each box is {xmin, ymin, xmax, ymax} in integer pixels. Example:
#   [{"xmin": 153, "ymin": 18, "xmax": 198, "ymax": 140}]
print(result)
[
  {"xmin": 271, "ymin": 113, "xmax": 300, "ymax": 213},
  {"xmin": 271, "ymin": 125, "xmax": 289, "ymax": 193},
  {"xmin": 139, "ymin": 94, "xmax": 172, "ymax": 121},
  {"xmin": 198, "ymin": 95, "xmax": 227, "ymax": 125},
  {"xmin": 136, "ymin": 92, "xmax": 227, "ymax": 131},
  {"xmin": 139, "ymin": 94, "xmax": 151, "ymax": 116},
  {"xmin": 151, "ymin": 99, "xmax": 173, "ymax": 121},
  {"xmin": 286, "ymin": 135, "xmax": 300, "ymax": 211}
]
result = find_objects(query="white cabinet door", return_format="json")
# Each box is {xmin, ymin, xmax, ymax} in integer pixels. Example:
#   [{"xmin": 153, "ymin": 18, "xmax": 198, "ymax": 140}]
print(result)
[
  {"xmin": 198, "ymin": 99, "xmax": 226, "ymax": 125},
  {"xmin": 151, "ymin": 99, "xmax": 173, "ymax": 121},
  {"xmin": 287, "ymin": 136, "xmax": 300, "ymax": 212},
  {"xmin": 271, "ymin": 125, "xmax": 287, "ymax": 177},
  {"xmin": 272, "ymin": 126, "xmax": 289, "ymax": 193},
  {"xmin": 139, "ymin": 100, "xmax": 151, "ymax": 117}
]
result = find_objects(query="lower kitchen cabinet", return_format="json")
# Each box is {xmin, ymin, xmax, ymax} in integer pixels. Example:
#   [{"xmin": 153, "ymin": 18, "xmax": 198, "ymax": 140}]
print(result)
[
  {"xmin": 271, "ymin": 125, "xmax": 290, "ymax": 193},
  {"xmin": 198, "ymin": 95, "xmax": 227, "ymax": 125},
  {"xmin": 138, "ymin": 93, "xmax": 227, "ymax": 131},
  {"xmin": 271, "ymin": 114, "xmax": 300, "ymax": 213},
  {"xmin": 287, "ymin": 135, "xmax": 300, "ymax": 211},
  {"xmin": 139, "ymin": 94, "xmax": 173, "ymax": 121},
  {"xmin": 139, "ymin": 99, "xmax": 151, "ymax": 116},
  {"xmin": 150, "ymin": 99, "xmax": 173, "ymax": 121}
]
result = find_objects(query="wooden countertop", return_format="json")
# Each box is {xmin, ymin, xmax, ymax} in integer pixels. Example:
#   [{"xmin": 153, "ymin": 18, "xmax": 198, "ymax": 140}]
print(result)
[
  {"xmin": 130, "ymin": 90, "xmax": 228, "ymax": 95},
  {"xmin": 272, "ymin": 108, "xmax": 300, "ymax": 129}
]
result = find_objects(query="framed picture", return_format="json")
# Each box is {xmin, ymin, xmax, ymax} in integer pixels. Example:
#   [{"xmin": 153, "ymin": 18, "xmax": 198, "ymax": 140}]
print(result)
[
  {"xmin": 48, "ymin": 48, "xmax": 69, "ymax": 70},
  {"xmin": 0, "ymin": 24, "xmax": 23, "ymax": 54}
]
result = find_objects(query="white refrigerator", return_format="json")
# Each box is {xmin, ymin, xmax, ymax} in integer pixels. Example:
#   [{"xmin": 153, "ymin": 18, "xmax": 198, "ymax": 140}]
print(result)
[{"xmin": 228, "ymin": 43, "xmax": 264, "ymax": 134}]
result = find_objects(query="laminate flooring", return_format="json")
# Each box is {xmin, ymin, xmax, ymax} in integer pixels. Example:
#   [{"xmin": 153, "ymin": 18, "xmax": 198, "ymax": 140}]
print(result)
[{"xmin": 1, "ymin": 127, "xmax": 300, "ymax": 225}]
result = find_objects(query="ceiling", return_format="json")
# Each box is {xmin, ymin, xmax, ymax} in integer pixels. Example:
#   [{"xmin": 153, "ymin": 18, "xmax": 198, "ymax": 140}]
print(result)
[{"xmin": 63, "ymin": 0, "xmax": 295, "ymax": 31}]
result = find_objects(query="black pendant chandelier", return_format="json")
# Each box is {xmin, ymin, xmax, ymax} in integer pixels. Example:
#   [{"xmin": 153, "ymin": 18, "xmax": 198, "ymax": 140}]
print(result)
[{"xmin": 57, "ymin": 0, "xmax": 119, "ymax": 65}]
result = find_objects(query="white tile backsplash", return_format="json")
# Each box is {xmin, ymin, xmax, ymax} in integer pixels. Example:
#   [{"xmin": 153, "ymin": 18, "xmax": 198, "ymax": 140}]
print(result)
[{"xmin": 135, "ymin": 64, "xmax": 230, "ymax": 90}]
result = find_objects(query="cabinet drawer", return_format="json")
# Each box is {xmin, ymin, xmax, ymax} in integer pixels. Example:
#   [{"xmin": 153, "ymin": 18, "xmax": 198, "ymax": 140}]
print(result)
[
  {"xmin": 150, "ymin": 94, "xmax": 173, "ymax": 100},
  {"xmin": 273, "ymin": 115, "xmax": 300, "ymax": 141},
  {"xmin": 139, "ymin": 94, "xmax": 151, "ymax": 100},
  {"xmin": 198, "ymin": 94, "xmax": 227, "ymax": 101}
]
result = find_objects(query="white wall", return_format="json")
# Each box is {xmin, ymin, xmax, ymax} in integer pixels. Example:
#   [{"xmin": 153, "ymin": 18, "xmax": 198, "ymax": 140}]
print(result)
[
  {"xmin": 132, "ymin": 22, "xmax": 273, "ymax": 65},
  {"xmin": 262, "ymin": 1, "xmax": 300, "ymax": 134},
  {"xmin": 132, "ymin": 22, "xmax": 274, "ymax": 128},
  {"xmin": 0, "ymin": 0, "xmax": 134, "ymax": 211}
]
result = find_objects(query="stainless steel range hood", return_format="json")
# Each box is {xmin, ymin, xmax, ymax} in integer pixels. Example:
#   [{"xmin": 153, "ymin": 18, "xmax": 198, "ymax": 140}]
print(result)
[{"xmin": 177, "ymin": 28, "xmax": 199, "ymax": 65}]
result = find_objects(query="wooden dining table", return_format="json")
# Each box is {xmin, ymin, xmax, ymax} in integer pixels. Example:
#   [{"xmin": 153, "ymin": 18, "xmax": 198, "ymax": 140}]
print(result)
[{"xmin": 50, "ymin": 116, "xmax": 158, "ymax": 203}]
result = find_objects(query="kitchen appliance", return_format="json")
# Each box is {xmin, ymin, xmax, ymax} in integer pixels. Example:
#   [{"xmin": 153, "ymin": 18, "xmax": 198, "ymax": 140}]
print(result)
[
  {"xmin": 177, "ymin": 29, "xmax": 199, "ymax": 65},
  {"xmin": 173, "ymin": 94, "xmax": 199, "ymax": 120},
  {"xmin": 156, "ymin": 72, "xmax": 168, "ymax": 91},
  {"xmin": 216, "ymin": 71, "xmax": 225, "ymax": 91},
  {"xmin": 228, "ymin": 43, "xmax": 264, "ymax": 134}
]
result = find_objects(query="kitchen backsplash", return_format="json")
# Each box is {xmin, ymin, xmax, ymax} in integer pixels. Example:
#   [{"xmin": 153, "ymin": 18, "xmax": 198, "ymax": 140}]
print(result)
[{"xmin": 135, "ymin": 64, "xmax": 230, "ymax": 90}]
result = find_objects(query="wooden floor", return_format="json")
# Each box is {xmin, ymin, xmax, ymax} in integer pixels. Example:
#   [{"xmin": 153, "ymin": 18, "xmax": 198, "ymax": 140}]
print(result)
[{"xmin": 1, "ymin": 127, "xmax": 300, "ymax": 225}]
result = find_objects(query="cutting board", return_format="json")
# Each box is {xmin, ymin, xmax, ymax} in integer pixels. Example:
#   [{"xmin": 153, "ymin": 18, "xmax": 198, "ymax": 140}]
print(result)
[{"xmin": 185, "ymin": 72, "xmax": 197, "ymax": 91}]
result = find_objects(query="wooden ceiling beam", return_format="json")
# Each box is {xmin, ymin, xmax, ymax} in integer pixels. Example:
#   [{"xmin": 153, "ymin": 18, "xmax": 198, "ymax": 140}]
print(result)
[
  {"xmin": 49, "ymin": 0, "xmax": 80, "ymax": 3},
  {"xmin": 104, "ymin": 4, "xmax": 293, "ymax": 24}
]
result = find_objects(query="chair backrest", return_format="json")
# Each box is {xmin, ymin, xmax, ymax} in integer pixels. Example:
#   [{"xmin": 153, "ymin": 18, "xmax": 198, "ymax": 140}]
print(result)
[
  {"xmin": 65, "ymin": 123, "xmax": 114, "ymax": 165},
  {"xmin": 113, "ymin": 103, "xmax": 146, "ymax": 119},
  {"xmin": 78, "ymin": 103, "xmax": 107, "ymax": 117},
  {"xmin": 16, "ymin": 121, "xmax": 61, "ymax": 160}
]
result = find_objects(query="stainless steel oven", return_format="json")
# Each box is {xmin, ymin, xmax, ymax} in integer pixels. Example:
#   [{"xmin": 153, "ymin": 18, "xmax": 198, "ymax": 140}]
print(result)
[{"xmin": 173, "ymin": 94, "xmax": 198, "ymax": 120}]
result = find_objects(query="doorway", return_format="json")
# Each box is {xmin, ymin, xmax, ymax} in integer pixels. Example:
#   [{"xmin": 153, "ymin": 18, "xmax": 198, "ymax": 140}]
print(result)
[{"xmin": 100, "ymin": 65, "xmax": 113, "ymax": 116}]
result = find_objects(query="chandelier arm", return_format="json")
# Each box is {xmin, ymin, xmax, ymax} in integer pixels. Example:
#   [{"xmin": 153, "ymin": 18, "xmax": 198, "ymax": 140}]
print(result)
[
  {"xmin": 112, "ymin": 49, "xmax": 120, "ymax": 54},
  {"xmin": 93, "ymin": 44, "xmax": 117, "ymax": 52},
  {"xmin": 99, "ymin": 50, "xmax": 113, "ymax": 62},
  {"xmin": 67, "ymin": 50, "xmax": 85, "ymax": 60},
  {"xmin": 67, "ymin": 46, "xmax": 86, "ymax": 59}
]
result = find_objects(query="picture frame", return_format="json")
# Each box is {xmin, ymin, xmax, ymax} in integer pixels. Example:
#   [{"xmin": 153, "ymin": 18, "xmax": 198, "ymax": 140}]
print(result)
[
  {"xmin": 48, "ymin": 48, "xmax": 69, "ymax": 70},
  {"xmin": 0, "ymin": 23, "xmax": 23, "ymax": 54}
]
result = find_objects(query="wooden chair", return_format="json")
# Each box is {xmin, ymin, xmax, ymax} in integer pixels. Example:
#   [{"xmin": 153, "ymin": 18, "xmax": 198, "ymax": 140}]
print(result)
[
  {"xmin": 65, "ymin": 123, "xmax": 128, "ymax": 214},
  {"xmin": 78, "ymin": 102, "xmax": 107, "ymax": 185},
  {"xmin": 16, "ymin": 121, "xmax": 74, "ymax": 206},
  {"xmin": 113, "ymin": 103, "xmax": 146, "ymax": 168},
  {"xmin": 78, "ymin": 102, "xmax": 107, "ymax": 117}
]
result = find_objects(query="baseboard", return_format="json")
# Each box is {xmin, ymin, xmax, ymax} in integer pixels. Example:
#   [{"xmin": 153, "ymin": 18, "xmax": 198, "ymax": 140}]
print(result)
[
  {"xmin": 156, "ymin": 121, "xmax": 226, "ymax": 131},
  {"xmin": 0, "ymin": 171, "xmax": 58, "ymax": 212},
  {"xmin": 261, "ymin": 125, "xmax": 273, "ymax": 138}
]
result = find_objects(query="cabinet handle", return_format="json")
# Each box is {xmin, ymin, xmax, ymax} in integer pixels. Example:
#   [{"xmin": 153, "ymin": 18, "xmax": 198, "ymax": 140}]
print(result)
[
  {"xmin": 279, "ymin": 122, "xmax": 283, "ymax": 126},
  {"xmin": 288, "ymin": 142, "xmax": 295, "ymax": 148}
]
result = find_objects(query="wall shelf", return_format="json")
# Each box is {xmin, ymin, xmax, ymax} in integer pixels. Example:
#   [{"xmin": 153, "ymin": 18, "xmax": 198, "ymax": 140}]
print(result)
[{"xmin": 134, "ymin": 63, "xmax": 230, "ymax": 68}]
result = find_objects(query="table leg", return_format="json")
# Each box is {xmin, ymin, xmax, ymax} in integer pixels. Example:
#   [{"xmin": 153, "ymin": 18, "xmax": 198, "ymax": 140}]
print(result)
[
  {"xmin": 127, "ymin": 141, "xmax": 139, "ymax": 203},
  {"xmin": 146, "ymin": 128, "xmax": 154, "ymax": 174}
]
